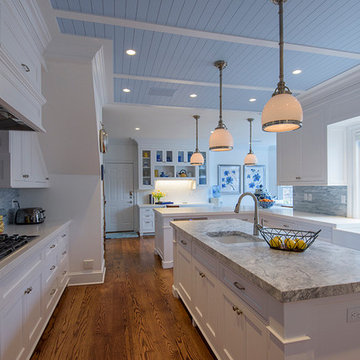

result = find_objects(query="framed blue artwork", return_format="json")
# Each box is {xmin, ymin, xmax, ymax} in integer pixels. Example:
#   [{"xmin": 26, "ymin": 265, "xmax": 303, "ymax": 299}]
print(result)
[
  {"xmin": 243, "ymin": 165, "xmax": 266, "ymax": 193},
  {"xmin": 218, "ymin": 165, "xmax": 241, "ymax": 194}
]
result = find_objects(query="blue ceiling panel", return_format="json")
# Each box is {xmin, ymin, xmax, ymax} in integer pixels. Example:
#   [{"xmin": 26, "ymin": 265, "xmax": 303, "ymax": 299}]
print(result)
[
  {"xmin": 114, "ymin": 78, "xmax": 274, "ymax": 111},
  {"xmin": 51, "ymin": 0, "xmax": 360, "ymax": 53}
]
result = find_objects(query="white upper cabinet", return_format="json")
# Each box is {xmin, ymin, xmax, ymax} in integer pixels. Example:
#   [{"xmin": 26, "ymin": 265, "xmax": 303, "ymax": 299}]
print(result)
[
  {"xmin": 0, "ymin": 0, "xmax": 50, "ymax": 131},
  {"xmin": 277, "ymin": 106, "xmax": 343, "ymax": 186},
  {"xmin": 0, "ymin": 131, "xmax": 49, "ymax": 188}
]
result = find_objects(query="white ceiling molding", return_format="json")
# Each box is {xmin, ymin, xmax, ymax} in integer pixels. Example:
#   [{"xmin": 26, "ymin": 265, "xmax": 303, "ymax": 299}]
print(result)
[
  {"xmin": 53, "ymin": 9, "xmax": 360, "ymax": 60},
  {"xmin": 113, "ymin": 73, "xmax": 305, "ymax": 93}
]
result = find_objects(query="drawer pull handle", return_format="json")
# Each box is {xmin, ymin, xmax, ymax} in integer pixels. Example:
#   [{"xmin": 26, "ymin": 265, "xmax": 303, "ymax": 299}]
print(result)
[
  {"xmin": 180, "ymin": 240, "xmax": 187, "ymax": 245},
  {"xmin": 21, "ymin": 63, "xmax": 30, "ymax": 72},
  {"xmin": 63, "ymin": 270, "xmax": 67, "ymax": 275},
  {"xmin": 24, "ymin": 287, "xmax": 32, "ymax": 294},
  {"xmin": 62, "ymin": 250, "xmax": 67, "ymax": 255},
  {"xmin": 295, "ymin": 176, "xmax": 301, "ymax": 180},
  {"xmin": 232, "ymin": 305, "xmax": 243, "ymax": 315},
  {"xmin": 50, "ymin": 289, "xmax": 56, "ymax": 296},
  {"xmin": 22, "ymin": 174, "xmax": 29, "ymax": 178},
  {"xmin": 61, "ymin": 234, "xmax": 66, "ymax": 238},
  {"xmin": 199, "ymin": 272, "xmax": 206, "ymax": 278},
  {"xmin": 283, "ymin": 224, "xmax": 290, "ymax": 228},
  {"xmin": 50, "ymin": 244, "xmax": 56, "ymax": 249},
  {"xmin": 50, "ymin": 265, "xmax": 55, "ymax": 271},
  {"xmin": 234, "ymin": 281, "xmax": 245, "ymax": 291}
]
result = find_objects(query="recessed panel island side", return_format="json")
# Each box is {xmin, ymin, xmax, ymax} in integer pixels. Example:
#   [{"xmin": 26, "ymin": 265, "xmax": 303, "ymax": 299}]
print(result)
[{"xmin": 171, "ymin": 218, "xmax": 360, "ymax": 360}]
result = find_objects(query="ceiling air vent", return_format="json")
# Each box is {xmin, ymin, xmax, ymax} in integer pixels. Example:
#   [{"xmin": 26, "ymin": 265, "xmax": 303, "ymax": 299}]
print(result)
[{"xmin": 148, "ymin": 87, "xmax": 177, "ymax": 97}]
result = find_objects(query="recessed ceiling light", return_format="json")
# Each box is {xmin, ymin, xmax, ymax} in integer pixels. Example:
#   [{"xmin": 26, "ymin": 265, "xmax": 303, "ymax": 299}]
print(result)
[
  {"xmin": 126, "ymin": 49, "xmax": 136, "ymax": 56},
  {"xmin": 292, "ymin": 69, "xmax": 302, "ymax": 75},
  {"xmin": 135, "ymin": 127, "xmax": 140, "ymax": 131},
  {"xmin": 249, "ymin": 98, "xmax": 256, "ymax": 102},
  {"xmin": 122, "ymin": 88, "xmax": 131, "ymax": 93},
  {"xmin": 190, "ymin": 93, "xmax": 197, "ymax": 98}
]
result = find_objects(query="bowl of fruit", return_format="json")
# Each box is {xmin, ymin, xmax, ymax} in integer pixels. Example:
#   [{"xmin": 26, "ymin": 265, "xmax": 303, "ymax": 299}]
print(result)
[
  {"xmin": 258, "ymin": 198, "xmax": 275, "ymax": 209},
  {"xmin": 256, "ymin": 225, "xmax": 321, "ymax": 252}
]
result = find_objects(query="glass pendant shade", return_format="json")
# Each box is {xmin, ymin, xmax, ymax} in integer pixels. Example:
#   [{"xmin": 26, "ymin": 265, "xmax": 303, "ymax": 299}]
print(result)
[
  {"xmin": 190, "ymin": 151, "xmax": 204, "ymax": 165},
  {"xmin": 209, "ymin": 128, "xmax": 233, "ymax": 151},
  {"xmin": 262, "ymin": 93, "xmax": 303, "ymax": 132},
  {"xmin": 244, "ymin": 152, "xmax": 257, "ymax": 165}
]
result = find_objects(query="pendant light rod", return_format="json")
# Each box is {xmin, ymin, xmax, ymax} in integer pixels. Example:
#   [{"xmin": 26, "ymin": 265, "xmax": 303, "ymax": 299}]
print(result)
[
  {"xmin": 272, "ymin": 0, "xmax": 291, "ymax": 96},
  {"xmin": 214, "ymin": 60, "xmax": 227, "ymax": 129},
  {"xmin": 193, "ymin": 115, "xmax": 200, "ymax": 152},
  {"xmin": 248, "ymin": 118, "xmax": 254, "ymax": 153}
]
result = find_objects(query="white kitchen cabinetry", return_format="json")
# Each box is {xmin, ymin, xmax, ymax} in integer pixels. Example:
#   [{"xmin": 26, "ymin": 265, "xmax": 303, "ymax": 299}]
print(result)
[
  {"xmin": 173, "ymin": 231, "xmax": 269, "ymax": 360},
  {"xmin": 0, "ymin": 131, "xmax": 49, "ymax": 188},
  {"xmin": 277, "ymin": 106, "xmax": 337, "ymax": 186},
  {"xmin": 138, "ymin": 205, "xmax": 165, "ymax": 235},
  {"xmin": 0, "ymin": 223, "xmax": 70, "ymax": 360},
  {"xmin": 0, "ymin": 0, "xmax": 49, "ymax": 131}
]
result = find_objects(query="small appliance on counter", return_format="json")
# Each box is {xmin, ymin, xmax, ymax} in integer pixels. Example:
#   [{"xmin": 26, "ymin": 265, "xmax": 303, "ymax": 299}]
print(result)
[{"xmin": 15, "ymin": 208, "xmax": 46, "ymax": 225}]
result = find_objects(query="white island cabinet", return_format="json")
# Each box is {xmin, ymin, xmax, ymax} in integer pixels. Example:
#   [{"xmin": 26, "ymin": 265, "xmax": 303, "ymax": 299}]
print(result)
[
  {"xmin": 171, "ymin": 219, "xmax": 360, "ymax": 360},
  {"xmin": 0, "ymin": 221, "xmax": 70, "ymax": 360}
]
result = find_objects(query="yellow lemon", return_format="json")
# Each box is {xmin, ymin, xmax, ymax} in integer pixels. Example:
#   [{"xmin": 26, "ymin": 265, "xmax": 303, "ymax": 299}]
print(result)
[
  {"xmin": 269, "ymin": 237, "xmax": 282, "ymax": 248},
  {"xmin": 285, "ymin": 239, "xmax": 296, "ymax": 249},
  {"xmin": 296, "ymin": 240, "xmax": 307, "ymax": 250}
]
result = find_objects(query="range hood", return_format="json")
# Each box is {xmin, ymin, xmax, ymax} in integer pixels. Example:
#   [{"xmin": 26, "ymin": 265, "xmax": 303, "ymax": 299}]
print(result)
[{"xmin": 0, "ymin": 105, "xmax": 35, "ymax": 131}]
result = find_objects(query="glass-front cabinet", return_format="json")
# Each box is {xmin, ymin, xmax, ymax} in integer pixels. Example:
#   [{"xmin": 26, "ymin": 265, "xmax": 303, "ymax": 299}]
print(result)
[
  {"xmin": 139, "ymin": 149, "xmax": 153, "ymax": 189},
  {"xmin": 198, "ymin": 152, "xmax": 207, "ymax": 186}
]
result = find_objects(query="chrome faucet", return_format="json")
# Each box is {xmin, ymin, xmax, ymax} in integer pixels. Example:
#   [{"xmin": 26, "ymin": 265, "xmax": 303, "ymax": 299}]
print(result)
[{"xmin": 234, "ymin": 192, "xmax": 259, "ymax": 235}]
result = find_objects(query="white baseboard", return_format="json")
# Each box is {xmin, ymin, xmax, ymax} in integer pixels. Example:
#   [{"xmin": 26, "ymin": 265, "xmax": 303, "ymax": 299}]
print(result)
[{"xmin": 68, "ymin": 266, "xmax": 106, "ymax": 286}]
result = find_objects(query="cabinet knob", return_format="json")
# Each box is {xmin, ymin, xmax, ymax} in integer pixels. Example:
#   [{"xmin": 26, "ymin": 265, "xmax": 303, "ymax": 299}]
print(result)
[
  {"xmin": 296, "ymin": 176, "xmax": 301, "ymax": 180},
  {"xmin": 50, "ymin": 289, "xmax": 56, "ymax": 296},
  {"xmin": 232, "ymin": 305, "xmax": 243, "ymax": 315},
  {"xmin": 62, "ymin": 250, "xmax": 67, "ymax": 255},
  {"xmin": 63, "ymin": 270, "xmax": 67, "ymax": 275},
  {"xmin": 50, "ymin": 265, "xmax": 55, "ymax": 271},
  {"xmin": 22, "ymin": 174, "xmax": 29, "ymax": 178},
  {"xmin": 233, "ymin": 281, "xmax": 245, "ymax": 291},
  {"xmin": 61, "ymin": 234, "xmax": 66, "ymax": 238},
  {"xmin": 24, "ymin": 287, "xmax": 32, "ymax": 294},
  {"xmin": 21, "ymin": 63, "xmax": 30, "ymax": 72},
  {"xmin": 199, "ymin": 272, "xmax": 206, "ymax": 278},
  {"xmin": 50, "ymin": 244, "xmax": 56, "ymax": 249},
  {"xmin": 180, "ymin": 240, "xmax": 187, "ymax": 245}
]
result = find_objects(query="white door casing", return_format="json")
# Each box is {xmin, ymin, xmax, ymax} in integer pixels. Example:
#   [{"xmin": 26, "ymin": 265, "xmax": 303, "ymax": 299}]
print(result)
[{"xmin": 104, "ymin": 162, "xmax": 134, "ymax": 232}]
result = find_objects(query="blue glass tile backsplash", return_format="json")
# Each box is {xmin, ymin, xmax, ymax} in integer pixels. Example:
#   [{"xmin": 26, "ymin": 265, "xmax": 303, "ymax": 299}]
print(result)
[
  {"xmin": 293, "ymin": 186, "xmax": 347, "ymax": 217},
  {"xmin": 0, "ymin": 189, "xmax": 19, "ymax": 224}
]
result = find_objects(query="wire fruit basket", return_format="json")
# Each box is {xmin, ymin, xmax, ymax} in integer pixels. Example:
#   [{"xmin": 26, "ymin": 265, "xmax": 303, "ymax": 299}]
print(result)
[{"xmin": 256, "ymin": 225, "xmax": 321, "ymax": 252}]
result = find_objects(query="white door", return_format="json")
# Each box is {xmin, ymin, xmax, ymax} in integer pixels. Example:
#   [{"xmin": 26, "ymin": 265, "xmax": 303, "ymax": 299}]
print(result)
[{"xmin": 104, "ymin": 163, "xmax": 134, "ymax": 232}]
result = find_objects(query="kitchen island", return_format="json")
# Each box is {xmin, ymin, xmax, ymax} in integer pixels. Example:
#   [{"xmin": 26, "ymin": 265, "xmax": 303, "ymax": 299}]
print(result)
[
  {"xmin": 154, "ymin": 205, "xmax": 360, "ymax": 269},
  {"xmin": 171, "ymin": 218, "xmax": 360, "ymax": 360}
]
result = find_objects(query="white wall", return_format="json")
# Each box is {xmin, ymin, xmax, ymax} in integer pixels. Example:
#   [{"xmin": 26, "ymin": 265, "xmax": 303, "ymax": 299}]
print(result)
[{"xmin": 20, "ymin": 58, "xmax": 104, "ymax": 284}]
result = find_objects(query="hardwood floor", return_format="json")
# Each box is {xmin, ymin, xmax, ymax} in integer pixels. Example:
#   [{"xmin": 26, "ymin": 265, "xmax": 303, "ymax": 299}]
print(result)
[{"xmin": 31, "ymin": 237, "xmax": 216, "ymax": 360}]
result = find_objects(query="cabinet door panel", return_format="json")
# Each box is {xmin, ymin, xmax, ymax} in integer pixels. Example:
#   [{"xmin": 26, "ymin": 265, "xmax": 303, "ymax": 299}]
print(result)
[
  {"xmin": 177, "ymin": 246, "xmax": 192, "ymax": 305},
  {"xmin": 244, "ymin": 312, "xmax": 268, "ymax": 360}
]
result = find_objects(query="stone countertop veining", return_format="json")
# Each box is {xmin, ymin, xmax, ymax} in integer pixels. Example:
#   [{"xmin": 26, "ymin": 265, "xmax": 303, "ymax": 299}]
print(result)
[
  {"xmin": 0, "ymin": 220, "xmax": 71, "ymax": 272},
  {"xmin": 170, "ymin": 218, "xmax": 360, "ymax": 303}
]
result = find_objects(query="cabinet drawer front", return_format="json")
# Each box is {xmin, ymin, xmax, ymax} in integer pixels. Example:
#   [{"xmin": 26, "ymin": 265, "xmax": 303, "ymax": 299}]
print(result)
[
  {"xmin": 261, "ymin": 216, "xmax": 296, "ymax": 229},
  {"xmin": 44, "ymin": 236, "xmax": 58, "ymax": 258},
  {"xmin": 219, "ymin": 264, "xmax": 267, "ymax": 319},
  {"xmin": 143, "ymin": 213, "xmax": 154, "ymax": 220},
  {"xmin": 178, "ymin": 234, "xmax": 191, "ymax": 252},
  {"xmin": 44, "ymin": 252, "xmax": 58, "ymax": 285},
  {"xmin": 44, "ymin": 276, "xmax": 59, "ymax": 313},
  {"xmin": 143, "ymin": 208, "xmax": 154, "ymax": 215},
  {"xmin": 192, "ymin": 243, "xmax": 218, "ymax": 277},
  {"xmin": 142, "ymin": 219, "xmax": 154, "ymax": 231}
]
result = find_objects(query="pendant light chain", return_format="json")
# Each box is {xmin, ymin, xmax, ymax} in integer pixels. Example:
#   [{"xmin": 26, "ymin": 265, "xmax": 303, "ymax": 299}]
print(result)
[
  {"xmin": 249, "ymin": 118, "xmax": 253, "ymax": 154},
  {"xmin": 214, "ymin": 60, "xmax": 227, "ymax": 130},
  {"xmin": 194, "ymin": 115, "xmax": 200, "ymax": 152}
]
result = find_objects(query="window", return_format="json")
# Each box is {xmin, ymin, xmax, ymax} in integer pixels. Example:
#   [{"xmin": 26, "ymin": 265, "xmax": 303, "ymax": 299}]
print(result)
[{"xmin": 277, "ymin": 186, "xmax": 293, "ymax": 207}]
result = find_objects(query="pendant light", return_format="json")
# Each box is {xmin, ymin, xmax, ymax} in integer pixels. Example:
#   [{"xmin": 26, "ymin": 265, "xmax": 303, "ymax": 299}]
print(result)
[
  {"xmin": 209, "ymin": 60, "xmax": 234, "ymax": 151},
  {"xmin": 244, "ymin": 118, "xmax": 258, "ymax": 165},
  {"xmin": 190, "ymin": 115, "xmax": 204, "ymax": 165},
  {"xmin": 262, "ymin": 0, "xmax": 303, "ymax": 132}
]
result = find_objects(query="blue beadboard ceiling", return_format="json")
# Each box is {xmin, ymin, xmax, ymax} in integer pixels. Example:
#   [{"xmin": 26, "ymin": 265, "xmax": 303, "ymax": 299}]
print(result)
[{"xmin": 50, "ymin": 0, "xmax": 360, "ymax": 111}]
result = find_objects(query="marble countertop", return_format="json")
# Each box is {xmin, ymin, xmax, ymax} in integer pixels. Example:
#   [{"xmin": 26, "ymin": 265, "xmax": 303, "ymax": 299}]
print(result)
[
  {"xmin": 155, "ymin": 205, "xmax": 360, "ymax": 226},
  {"xmin": 171, "ymin": 218, "xmax": 360, "ymax": 303},
  {"xmin": 138, "ymin": 203, "xmax": 212, "ymax": 208},
  {"xmin": 0, "ymin": 220, "xmax": 71, "ymax": 272}
]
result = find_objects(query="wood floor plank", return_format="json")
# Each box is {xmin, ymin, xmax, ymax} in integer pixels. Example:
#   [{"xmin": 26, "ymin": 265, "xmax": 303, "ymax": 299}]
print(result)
[{"xmin": 31, "ymin": 237, "xmax": 215, "ymax": 360}]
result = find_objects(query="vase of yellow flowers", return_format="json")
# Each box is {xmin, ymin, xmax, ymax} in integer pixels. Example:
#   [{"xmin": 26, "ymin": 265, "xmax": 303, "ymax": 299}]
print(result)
[{"xmin": 152, "ymin": 190, "xmax": 166, "ymax": 204}]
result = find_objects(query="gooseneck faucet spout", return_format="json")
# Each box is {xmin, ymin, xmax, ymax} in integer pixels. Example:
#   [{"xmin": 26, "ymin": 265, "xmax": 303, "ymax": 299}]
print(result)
[{"xmin": 234, "ymin": 192, "xmax": 259, "ymax": 235}]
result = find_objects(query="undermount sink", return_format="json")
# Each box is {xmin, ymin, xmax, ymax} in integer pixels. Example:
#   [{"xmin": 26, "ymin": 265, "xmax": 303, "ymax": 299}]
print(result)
[{"xmin": 206, "ymin": 231, "xmax": 262, "ymax": 244}]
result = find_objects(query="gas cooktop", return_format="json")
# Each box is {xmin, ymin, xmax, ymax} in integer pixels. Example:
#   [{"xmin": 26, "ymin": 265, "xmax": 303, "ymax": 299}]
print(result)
[{"xmin": 0, "ymin": 234, "xmax": 39, "ymax": 260}]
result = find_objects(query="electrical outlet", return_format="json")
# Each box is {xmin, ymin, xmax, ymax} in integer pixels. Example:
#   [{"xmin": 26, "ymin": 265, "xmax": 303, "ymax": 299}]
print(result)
[
  {"xmin": 83, "ymin": 259, "xmax": 94, "ymax": 270},
  {"xmin": 308, "ymin": 193, "xmax": 312, "ymax": 201},
  {"xmin": 341, "ymin": 195, "xmax": 347, "ymax": 204},
  {"xmin": 11, "ymin": 199, "xmax": 18, "ymax": 208},
  {"xmin": 304, "ymin": 193, "xmax": 308, "ymax": 201},
  {"xmin": 347, "ymin": 307, "xmax": 360, "ymax": 323}
]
